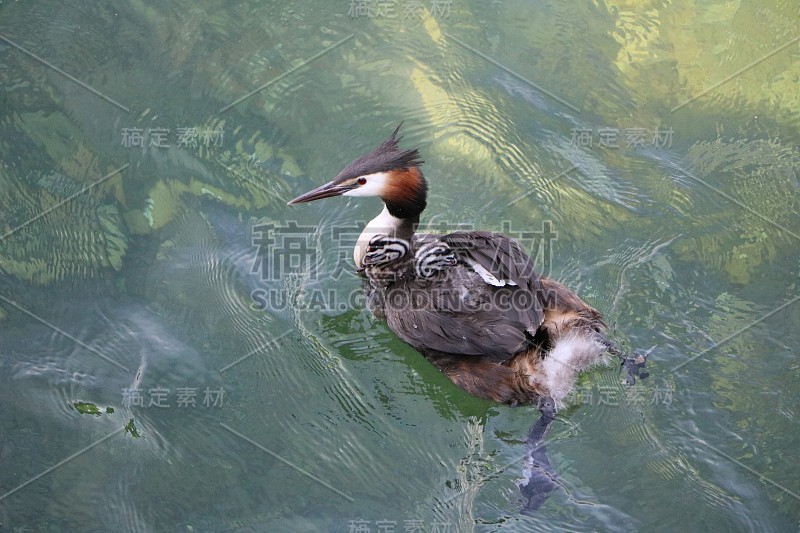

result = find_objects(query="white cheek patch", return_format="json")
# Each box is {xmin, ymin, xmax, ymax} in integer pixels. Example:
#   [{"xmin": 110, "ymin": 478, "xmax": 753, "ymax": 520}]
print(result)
[{"xmin": 342, "ymin": 172, "xmax": 389, "ymax": 197}]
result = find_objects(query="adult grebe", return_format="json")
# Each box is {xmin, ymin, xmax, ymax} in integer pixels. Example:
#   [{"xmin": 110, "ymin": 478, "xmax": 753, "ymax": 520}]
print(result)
[{"xmin": 288, "ymin": 124, "xmax": 641, "ymax": 441}]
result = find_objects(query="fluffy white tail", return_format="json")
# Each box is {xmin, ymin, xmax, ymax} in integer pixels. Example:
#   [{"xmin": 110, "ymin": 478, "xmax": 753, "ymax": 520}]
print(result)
[{"xmin": 539, "ymin": 332, "xmax": 611, "ymax": 408}]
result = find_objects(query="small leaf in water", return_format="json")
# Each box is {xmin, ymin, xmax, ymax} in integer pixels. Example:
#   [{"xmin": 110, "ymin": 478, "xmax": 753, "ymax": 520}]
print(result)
[
  {"xmin": 73, "ymin": 402, "xmax": 102, "ymax": 416},
  {"xmin": 124, "ymin": 418, "xmax": 141, "ymax": 438},
  {"xmin": 106, "ymin": 407, "xmax": 115, "ymax": 414}
]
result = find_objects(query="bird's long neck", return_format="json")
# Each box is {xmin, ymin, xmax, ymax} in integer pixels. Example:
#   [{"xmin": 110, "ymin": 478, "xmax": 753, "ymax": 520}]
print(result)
[
  {"xmin": 353, "ymin": 166, "xmax": 427, "ymax": 267},
  {"xmin": 354, "ymin": 205, "xmax": 418, "ymax": 267}
]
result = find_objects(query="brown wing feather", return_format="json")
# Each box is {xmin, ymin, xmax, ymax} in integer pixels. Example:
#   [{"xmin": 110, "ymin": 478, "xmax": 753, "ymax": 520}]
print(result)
[
  {"xmin": 443, "ymin": 231, "xmax": 545, "ymax": 331},
  {"xmin": 442, "ymin": 231, "xmax": 541, "ymax": 288},
  {"xmin": 381, "ymin": 231, "xmax": 547, "ymax": 364},
  {"xmin": 384, "ymin": 279, "xmax": 531, "ymax": 361}
]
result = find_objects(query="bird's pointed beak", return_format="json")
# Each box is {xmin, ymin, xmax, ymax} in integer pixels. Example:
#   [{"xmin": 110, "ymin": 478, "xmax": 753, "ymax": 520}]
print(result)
[{"xmin": 287, "ymin": 180, "xmax": 353, "ymax": 205}]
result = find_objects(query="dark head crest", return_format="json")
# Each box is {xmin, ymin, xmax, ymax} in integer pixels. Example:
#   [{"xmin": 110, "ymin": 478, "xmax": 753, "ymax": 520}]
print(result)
[{"xmin": 335, "ymin": 123, "xmax": 424, "ymax": 182}]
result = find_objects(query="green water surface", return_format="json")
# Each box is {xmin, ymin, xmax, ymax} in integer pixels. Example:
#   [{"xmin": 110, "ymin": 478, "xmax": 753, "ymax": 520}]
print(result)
[{"xmin": 0, "ymin": 1, "xmax": 798, "ymax": 531}]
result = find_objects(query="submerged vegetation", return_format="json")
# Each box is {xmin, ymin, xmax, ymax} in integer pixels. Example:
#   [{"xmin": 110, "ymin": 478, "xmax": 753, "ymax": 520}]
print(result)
[
  {"xmin": 0, "ymin": 0, "xmax": 795, "ymax": 289},
  {"xmin": 123, "ymin": 418, "xmax": 141, "ymax": 438}
]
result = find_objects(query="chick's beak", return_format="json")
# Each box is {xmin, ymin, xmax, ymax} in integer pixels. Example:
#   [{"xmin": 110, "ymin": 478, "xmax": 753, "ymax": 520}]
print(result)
[{"xmin": 287, "ymin": 180, "xmax": 353, "ymax": 205}]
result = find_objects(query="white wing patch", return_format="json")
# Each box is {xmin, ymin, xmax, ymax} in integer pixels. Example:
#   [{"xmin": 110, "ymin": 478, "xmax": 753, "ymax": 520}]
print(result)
[{"xmin": 464, "ymin": 258, "xmax": 517, "ymax": 287}]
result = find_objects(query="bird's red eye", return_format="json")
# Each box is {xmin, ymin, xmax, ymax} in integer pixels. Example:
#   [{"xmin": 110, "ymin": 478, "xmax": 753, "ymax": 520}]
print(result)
[{"xmin": 357, "ymin": 177, "xmax": 367, "ymax": 185}]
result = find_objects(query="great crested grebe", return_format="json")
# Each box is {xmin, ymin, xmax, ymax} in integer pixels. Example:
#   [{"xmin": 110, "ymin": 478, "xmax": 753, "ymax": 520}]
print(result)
[{"xmin": 288, "ymin": 124, "xmax": 641, "ymax": 442}]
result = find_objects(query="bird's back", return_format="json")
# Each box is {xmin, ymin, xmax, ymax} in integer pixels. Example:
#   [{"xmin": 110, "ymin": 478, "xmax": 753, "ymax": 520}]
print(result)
[{"xmin": 361, "ymin": 231, "xmax": 615, "ymax": 406}]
